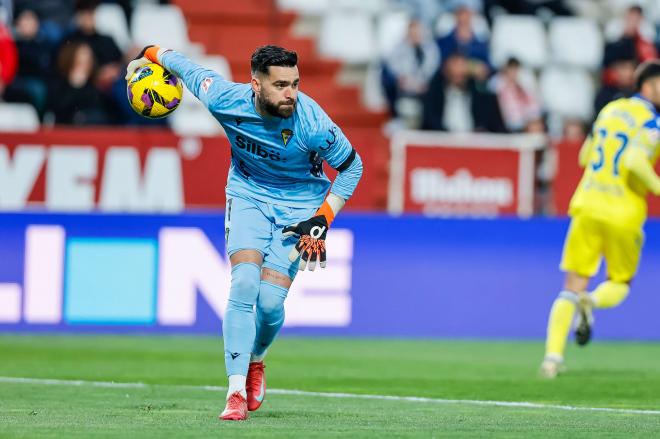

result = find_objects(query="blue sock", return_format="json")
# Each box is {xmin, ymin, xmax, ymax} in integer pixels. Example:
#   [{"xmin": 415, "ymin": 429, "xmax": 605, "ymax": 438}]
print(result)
[
  {"xmin": 223, "ymin": 262, "xmax": 261, "ymax": 376},
  {"xmin": 252, "ymin": 281, "xmax": 288, "ymax": 357}
]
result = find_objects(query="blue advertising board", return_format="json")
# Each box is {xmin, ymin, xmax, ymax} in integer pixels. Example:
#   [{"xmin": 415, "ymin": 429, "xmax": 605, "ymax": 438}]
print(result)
[{"xmin": 0, "ymin": 212, "xmax": 658, "ymax": 339}]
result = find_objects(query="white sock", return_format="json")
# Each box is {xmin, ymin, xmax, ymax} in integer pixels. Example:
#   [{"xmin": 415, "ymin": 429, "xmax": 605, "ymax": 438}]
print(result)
[
  {"xmin": 250, "ymin": 350, "xmax": 267, "ymax": 363},
  {"xmin": 227, "ymin": 375, "xmax": 246, "ymax": 399}
]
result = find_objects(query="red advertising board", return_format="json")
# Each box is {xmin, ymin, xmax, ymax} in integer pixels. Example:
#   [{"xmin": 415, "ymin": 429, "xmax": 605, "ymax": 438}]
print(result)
[
  {"xmin": 0, "ymin": 127, "xmax": 387, "ymax": 212},
  {"xmin": 388, "ymin": 131, "xmax": 546, "ymax": 217},
  {"xmin": 0, "ymin": 128, "xmax": 229, "ymax": 211},
  {"xmin": 553, "ymin": 139, "xmax": 660, "ymax": 217},
  {"xmin": 404, "ymin": 146, "xmax": 519, "ymax": 215}
]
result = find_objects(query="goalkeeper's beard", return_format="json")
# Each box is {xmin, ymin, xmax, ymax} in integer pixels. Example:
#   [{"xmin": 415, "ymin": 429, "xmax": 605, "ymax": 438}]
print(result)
[{"xmin": 257, "ymin": 94, "xmax": 296, "ymax": 119}]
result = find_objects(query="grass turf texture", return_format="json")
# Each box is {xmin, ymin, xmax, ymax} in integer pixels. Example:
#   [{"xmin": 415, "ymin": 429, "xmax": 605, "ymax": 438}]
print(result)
[{"xmin": 1, "ymin": 335, "xmax": 659, "ymax": 437}]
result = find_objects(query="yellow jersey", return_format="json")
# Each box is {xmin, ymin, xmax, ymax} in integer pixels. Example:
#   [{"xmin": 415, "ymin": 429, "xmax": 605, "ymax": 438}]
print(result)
[{"xmin": 569, "ymin": 95, "xmax": 660, "ymax": 230}]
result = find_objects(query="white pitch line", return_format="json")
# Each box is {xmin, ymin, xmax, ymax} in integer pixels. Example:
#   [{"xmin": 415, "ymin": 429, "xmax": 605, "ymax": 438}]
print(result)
[{"xmin": 1, "ymin": 376, "xmax": 659, "ymax": 416}]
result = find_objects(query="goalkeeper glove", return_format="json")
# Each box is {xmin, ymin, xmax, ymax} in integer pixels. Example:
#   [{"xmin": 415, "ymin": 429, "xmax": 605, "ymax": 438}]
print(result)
[
  {"xmin": 283, "ymin": 193, "xmax": 348, "ymax": 271},
  {"xmin": 283, "ymin": 214, "xmax": 329, "ymax": 271},
  {"xmin": 125, "ymin": 45, "xmax": 169, "ymax": 81}
]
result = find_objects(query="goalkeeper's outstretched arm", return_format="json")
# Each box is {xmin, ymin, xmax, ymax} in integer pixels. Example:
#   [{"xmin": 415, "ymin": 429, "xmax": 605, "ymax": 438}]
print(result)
[{"xmin": 125, "ymin": 45, "xmax": 234, "ymax": 110}]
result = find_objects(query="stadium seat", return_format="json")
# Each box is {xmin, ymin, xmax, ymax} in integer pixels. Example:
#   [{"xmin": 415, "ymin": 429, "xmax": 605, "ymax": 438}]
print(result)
[
  {"xmin": 540, "ymin": 66, "xmax": 595, "ymax": 121},
  {"xmin": 490, "ymin": 15, "xmax": 547, "ymax": 68},
  {"xmin": 334, "ymin": 0, "xmax": 388, "ymax": 14},
  {"xmin": 170, "ymin": 105, "xmax": 225, "ymax": 137},
  {"xmin": 276, "ymin": 0, "xmax": 331, "ymax": 15},
  {"xmin": 435, "ymin": 12, "xmax": 490, "ymax": 40},
  {"xmin": 95, "ymin": 3, "xmax": 131, "ymax": 52},
  {"xmin": 131, "ymin": 4, "xmax": 190, "ymax": 53},
  {"xmin": 649, "ymin": 0, "xmax": 660, "ymax": 23},
  {"xmin": 376, "ymin": 10, "xmax": 410, "ymax": 58},
  {"xmin": 548, "ymin": 18, "xmax": 603, "ymax": 71},
  {"xmin": 0, "ymin": 103, "xmax": 40, "ymax": 132},
  {"xmin": 318, "ymin": 10, "xmax": 376, "ymax": 64},
  {"xmin": 362, "ymin": 61, "xmax": 387, "ymax": 111}
]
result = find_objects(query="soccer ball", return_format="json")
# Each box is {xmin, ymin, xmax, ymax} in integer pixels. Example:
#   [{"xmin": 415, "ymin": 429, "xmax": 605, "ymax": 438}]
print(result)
[{"xmin": 127, "ymin": 63, "xmax": 183, "ymax": 118}]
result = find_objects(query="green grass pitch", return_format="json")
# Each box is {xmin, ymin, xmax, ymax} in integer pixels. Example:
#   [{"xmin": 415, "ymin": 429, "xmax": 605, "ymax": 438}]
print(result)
[{"xmin": 1, "ymin": 335, "xmax": 660, "ymax": 437}]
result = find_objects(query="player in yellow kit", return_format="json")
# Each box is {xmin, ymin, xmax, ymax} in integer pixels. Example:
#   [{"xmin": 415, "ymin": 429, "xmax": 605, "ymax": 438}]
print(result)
[{"xmin": 541, "ymin": 61, "xmax": 660, "ymax": 378}]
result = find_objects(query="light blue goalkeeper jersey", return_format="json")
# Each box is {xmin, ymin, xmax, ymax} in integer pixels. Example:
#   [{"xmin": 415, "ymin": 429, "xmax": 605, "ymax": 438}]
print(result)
[{"xmin": 161, "ymin": 51, "xmax": 363, "ymax": 208}]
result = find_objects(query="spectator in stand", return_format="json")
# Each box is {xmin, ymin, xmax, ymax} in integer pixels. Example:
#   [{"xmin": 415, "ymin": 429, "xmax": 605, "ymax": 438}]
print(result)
[
  {"xmin": 49, "ymin": 41, "xmax": 114, "ymax": 125},
  {"xmin": 436, "ymin": 0, "xmax": 491, "ymax": 82},
  {"xmin": 488, "ymin": 56, "xmax": 542, "ymax": 133},
  {"xmin": 562, "ymin": 119, "xmax": 587, "ymax": 142},
  {"xmin": 0, "ymin": 20, "xmax": 17, "ymax": 99},
  {"xmin": 14, "ymin": 0, "xmax": 74, "ymax": 43},
  {"xmin": 63, "ymin": 0, "xmax": 123, "ymax": 93},
  {"xmin": 3, "ymin": 10, "xmax": 54, "ymax": 116},
  {"xmin": 381, "ymin": 18, "xmax": 440, "ymax": 118},
  {"xmin": 601, "ymin": 5, "xmax": 656, "ymax": 86},
  {"xmin": 421, "ymin": 52, "xmax": 505, "ymax": 132},
  {"xmin": 610, "ymin": 5, "xmax": 657, "ymax": 63},
  {"xmin": 594, "ymin": 56, "xmax": 636, "ymax": 116}
]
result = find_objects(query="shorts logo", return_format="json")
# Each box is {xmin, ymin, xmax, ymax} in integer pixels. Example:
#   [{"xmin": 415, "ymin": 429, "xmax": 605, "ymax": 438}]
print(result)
[
  {"xmin": 281, "ymin": 129, "xmax": 293, "ymax": 146},
  {"xmin": 201, "ymin": 77, "xmax": 213, "ymax": 94}
]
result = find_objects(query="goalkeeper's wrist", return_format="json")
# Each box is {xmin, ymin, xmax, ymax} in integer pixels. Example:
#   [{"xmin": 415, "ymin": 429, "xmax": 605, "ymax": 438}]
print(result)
[
  {"xmin": 144, "ymin": 46, "xmax": 171, "ymax": 64},
  {"xmin": 315, "ymin": 193, "xmax": 345, "ymax": 227}
]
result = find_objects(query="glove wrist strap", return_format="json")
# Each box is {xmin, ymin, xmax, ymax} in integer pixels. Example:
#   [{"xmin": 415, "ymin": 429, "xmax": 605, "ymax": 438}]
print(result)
[
  {"xmin": 144, "ymin": 46, "xmax": 170, "ymax": 63},
  {"xmin": 316, "ymin": 201, "xmax": 334, "ymax": 226},
  {"xmin": 316, "ymin": 193, "xmax": 345, "ymax": 227}
]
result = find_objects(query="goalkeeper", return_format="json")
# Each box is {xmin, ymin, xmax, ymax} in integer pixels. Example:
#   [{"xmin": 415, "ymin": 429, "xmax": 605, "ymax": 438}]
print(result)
[
  {"xmin": 126, "ymin": 45, "xmax": 363, "ymax": 419},
  {"xmin": 541, "ymin": 61, "xmax": 660, "ymax": 378}
]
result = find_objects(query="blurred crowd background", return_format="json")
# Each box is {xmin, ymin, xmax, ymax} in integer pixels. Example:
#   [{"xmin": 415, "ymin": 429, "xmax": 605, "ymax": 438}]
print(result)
[{"xmin": 0, "ymin": 0, "xmax": 658, "ymax": 140}]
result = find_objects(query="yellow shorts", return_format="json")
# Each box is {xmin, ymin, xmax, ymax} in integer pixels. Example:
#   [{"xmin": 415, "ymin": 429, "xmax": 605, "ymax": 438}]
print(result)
[{"xmin": 560, "ymin": 214, "xmax": 644, "ymax": 282}]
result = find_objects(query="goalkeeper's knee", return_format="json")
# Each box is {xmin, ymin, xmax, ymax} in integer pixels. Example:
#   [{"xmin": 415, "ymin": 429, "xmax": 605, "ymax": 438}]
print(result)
[
  {"xmin": 256, "ymin": 282, "xmax": 288, "ymax": 325},
  {"xmin": 590, "ymin": 280, "xmax": 630, "ymax": 309},
  {"xmin": 227, "ymin": 263, "xmax": 261, "ymax": 313}
]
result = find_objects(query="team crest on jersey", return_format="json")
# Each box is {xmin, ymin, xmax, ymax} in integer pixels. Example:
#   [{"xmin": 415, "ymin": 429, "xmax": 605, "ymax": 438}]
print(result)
[{"xmin": 281, "ymin": 129, "xmax": 294, "ymax": 146}]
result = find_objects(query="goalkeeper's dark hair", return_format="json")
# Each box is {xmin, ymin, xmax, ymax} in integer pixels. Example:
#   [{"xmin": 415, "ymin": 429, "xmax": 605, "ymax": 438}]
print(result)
[
  {"xmin": 251, "ymin": 45, "xmax": 298, "ymax": 75},
  {"xmin": 634, "ymin": 60, "xmax": 660, "ymax": 91}
]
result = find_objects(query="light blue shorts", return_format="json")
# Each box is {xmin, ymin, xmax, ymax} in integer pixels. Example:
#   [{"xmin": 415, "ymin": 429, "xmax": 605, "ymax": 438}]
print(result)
[{"xmin": 225, "ymin": 192, "xmax": 318, "ymax": 280}]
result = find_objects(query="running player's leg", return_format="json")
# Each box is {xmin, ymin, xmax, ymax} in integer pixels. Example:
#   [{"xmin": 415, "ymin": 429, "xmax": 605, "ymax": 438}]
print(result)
[
  {"xmin": 589, "ymin": 224, "xmax": 643, "ymax": 309},
  {"xmin": 252, "ymin": 203, "xmax": 314, "ymax": 360},
  {"xmin": 222, "ymin": 195, "xmax": 271, "ymax": 417},
  {"xmin": 244, "ymin": 267, "xmax": 290, "ymax": 412},
  {"xmin": 245, "ymin": 204, "xmax": 314, "ymax": 411},
  {"xmin": 542, "ymin": 215, "xmax": 601, "ymax": 377},
  {"xmin": 252, "ymin": 268, "xmax": 292, "ymax": 363}
]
